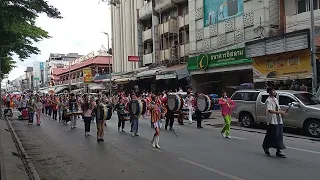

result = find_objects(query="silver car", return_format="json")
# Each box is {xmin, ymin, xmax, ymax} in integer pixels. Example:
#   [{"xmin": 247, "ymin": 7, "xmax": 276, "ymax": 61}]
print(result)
[{"xmin": 231, "ymin": 90, "xmax": 320, "ymax": 137}]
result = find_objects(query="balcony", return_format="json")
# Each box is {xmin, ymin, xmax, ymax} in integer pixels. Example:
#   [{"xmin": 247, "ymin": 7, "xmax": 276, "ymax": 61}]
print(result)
[
  {"xmin": 179, "ymin": 43, "xmax": 190, "ymax": 57},
  {"xmin": 158, "ymin": 19, "xmax": 177, "ymax": 35},
  {"xmin": 159, "ymin": 49, "xmax": 172, "ymax": 61},
  {"xmin": 154, "ymin": 0, "xmax": 173, "ymax": 12},
  {"xmin": 143, "ymin": 52, "xmax": 153, "ymax": 65},
  {"xmin": 142, "ymin": 28, "xmax": 152, "ymax": 42},
  {"xmin": 286, "ymin": 10, "xmax": 320, "ymax": 33},
  {"xmin": 178, "ymin": 13, "xmax": 189, "ymax": 28},
  {"xmin": 138, "ymin": 2, "xmax": 152, "ymax": 20}
]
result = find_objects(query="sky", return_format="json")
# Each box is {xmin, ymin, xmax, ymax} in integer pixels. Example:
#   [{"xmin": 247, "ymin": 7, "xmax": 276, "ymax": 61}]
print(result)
[{"xmin": 7, "ymin": 0, "xmax": 111, "ymax": 81}]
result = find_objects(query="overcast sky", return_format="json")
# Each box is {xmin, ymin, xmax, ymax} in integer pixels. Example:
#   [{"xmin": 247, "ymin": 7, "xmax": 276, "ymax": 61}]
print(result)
[{"xmin": 7, "ymin": 0, "xmax": 111, "ymax": 81}]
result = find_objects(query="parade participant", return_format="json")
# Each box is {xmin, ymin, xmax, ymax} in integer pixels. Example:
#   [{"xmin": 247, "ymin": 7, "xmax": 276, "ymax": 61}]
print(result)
[
  {"xmin": 52, "ymin": 95, "xmax": 59, "ymax": 121},
  {"xmin": 218, "ymin": 90, "xmax": 235, "ymax": 139},
  {"xmin": 44, "ymin": 95, "xmax": 50, "ymax": 116},
  {"xmin": 262, "ymin": 87, "xmax": 287, "ymax": 158},
  {"xmin": 61, "ymin": 96, "xmax": 69, "ymax": 125},
  {"xmin": 94, "ymin": 99, "xmax": 105, "ymax": 142},
  {"xmin": 115, "ymin": 96, "xmax": 127, "ymax": 132},
  {"xmin": 35, "ymin": 96, "xmax": 43, "ymax": 126},
  {"xmin": 27, "ymin": 94, "xmax": 35, "ymax": 125},
  {"xmin": 58, "ymin": 96, "xmax": 63, "ymax": 122},
  {"xmin": 49, "ymin": 95, "xmax": 54, "ymax": 117},
  {"xmin": 129, "ymin": 93, "xmax": 139, "ymax": 137},
  {"xmin": 149, "ymin": 95, "xmax": 163, "ymax": 148},
  {"xmin": 82, "ymin": 94, "xmax": 93, "ymax": 136},
  {"xmin": 185, "ymin": 92, "xmax": 194, "ymax": 124},
  {"xmin": 163, "ymin": 91, "xmax": 174, "ymax": 130},
  {"xmin": 194, "ymin": 92, "xmax": 203, "ymax": 129},
  {"xmin": 69, "ymin": 93, "xmax": 78, "ymax": 129},
  {"xmin": 90, "ymin": 96, "xmax": 96, "ymax": 122}
]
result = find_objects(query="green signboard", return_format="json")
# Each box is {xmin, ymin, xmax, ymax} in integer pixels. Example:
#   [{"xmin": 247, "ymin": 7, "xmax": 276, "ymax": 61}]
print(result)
[
  {"xmin": 204, "ymin": 0, "xmax": 244, "ymax": 27},
  {"xmin": 188, "ymin": 47, "xmax": 252, "ymax": 71},
  {"xmin": 34, "ymin": 77, "xmax": 40, "ymax": 81}
]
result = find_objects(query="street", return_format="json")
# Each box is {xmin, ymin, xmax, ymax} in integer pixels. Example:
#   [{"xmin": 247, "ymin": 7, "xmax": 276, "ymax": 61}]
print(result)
[{"xmin": 10, "ymin": 113, "xmax": 320, "ymax": 180}]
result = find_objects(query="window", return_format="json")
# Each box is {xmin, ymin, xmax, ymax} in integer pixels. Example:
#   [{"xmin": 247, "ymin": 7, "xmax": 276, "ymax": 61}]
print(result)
[
  {"xmin": 297, "ymin": 0, "xmax": 320, "ymax": 14},
  {"xmin": 279, "ymin": 96, "xmax": 296, "ymax": 106},
  {"xmin": 231, "ymin": 92, "xmax": 259, "ymax": 101},
  {"xmin": 261, "ymin": 95, "xmax": 269, "ymax": 103}
]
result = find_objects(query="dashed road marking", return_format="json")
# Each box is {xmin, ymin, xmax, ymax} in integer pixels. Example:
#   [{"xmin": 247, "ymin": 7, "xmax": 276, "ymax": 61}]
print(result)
[
  {"xmin": 229, "ymin": 136, "xmax": 245, "ymax": 140},
  {"xmin": 178, "ymin": 158, "xmax": 245, "ymax": 180},
  {"xmin": 287, "ymin": 146, "xmax": 320, "ymax": 154}
]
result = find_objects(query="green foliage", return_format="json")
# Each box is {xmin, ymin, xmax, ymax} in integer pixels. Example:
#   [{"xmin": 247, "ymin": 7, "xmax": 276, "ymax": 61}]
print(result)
[{"xmin": 0, "ymin": 0, "xmax": 62, "ymax": 78}]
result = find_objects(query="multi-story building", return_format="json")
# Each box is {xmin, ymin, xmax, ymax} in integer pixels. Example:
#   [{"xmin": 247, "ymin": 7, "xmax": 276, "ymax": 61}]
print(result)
[
  {"xmin": 33, "ymin": 61, "xmax": 46, "ymax": 90},
  {"xmin": 45, "ymin": 53, "xmax": 82, "ymax": 86}
]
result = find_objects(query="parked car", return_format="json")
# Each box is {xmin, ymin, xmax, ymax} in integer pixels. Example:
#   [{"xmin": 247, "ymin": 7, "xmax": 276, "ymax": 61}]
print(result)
[
  {"xmin": 171, "ymin": 92, "xmax": 213, "ymax": 119},
  {"xmin": 231, "ymin": 90, "xmax": 320, "ymax": 137}
]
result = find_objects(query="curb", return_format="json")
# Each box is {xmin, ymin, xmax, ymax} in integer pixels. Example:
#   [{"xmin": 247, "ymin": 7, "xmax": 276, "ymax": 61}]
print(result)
[{"xmin": 5, "ymin": 120, "xmax": 40, "ymax": 180}]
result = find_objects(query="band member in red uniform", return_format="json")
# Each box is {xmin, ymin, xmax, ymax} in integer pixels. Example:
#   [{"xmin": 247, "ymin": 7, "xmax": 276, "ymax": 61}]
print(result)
[{"xmin": 149, "ymin": 95, "xmax": 166, "ymax": 148}]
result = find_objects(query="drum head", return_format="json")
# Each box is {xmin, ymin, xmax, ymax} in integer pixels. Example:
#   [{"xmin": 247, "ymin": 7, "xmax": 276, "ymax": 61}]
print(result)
[
  {"xmin": 168, "ymin": 94, "xmax": 184, "ymax": 112},
  {"xmin": 106, "ymin": 105, "xmax": 112, "ymax": 120},
  {"xmin": 131, "ymin": 100, "xmax": 139, "ymax": 115},
  {"xmin": 141, "ymin": 99, "xmax": 147, "ymax": 115},
  {"xmin": 197, "ymin": 95, "xmax": 211, "ymax": 112}
]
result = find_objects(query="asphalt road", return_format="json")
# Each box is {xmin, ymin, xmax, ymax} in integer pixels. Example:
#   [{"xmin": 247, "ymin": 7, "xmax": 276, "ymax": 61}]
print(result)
[{"xmin": 10, "ymin": 113, "xmax": 320, "ymax": 180}]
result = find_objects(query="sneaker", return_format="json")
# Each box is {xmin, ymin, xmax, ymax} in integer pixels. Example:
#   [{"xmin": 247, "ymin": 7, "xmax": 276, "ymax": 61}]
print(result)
[
  {"xmin": 135, "ymin": 133, "xmax": 139, "ymax": 136},
  {"xmin": 131, "ymin": 132, "xmax": 135, "ymax": 137},
  {"xmin": 189, "ymin": 122, "xmax": 192, "ymax": 124},
  {"xmin": 221, "ymin": 132, "xmax": 226, "ymax": 138},
  {"xmin": 225, "ymin": 136, "xmax": 231, "ymax": 139},
  {"xmin": 276, "ymin": 152, "xmax": 286, "ymax": 158},
  {"xmin": 263, "ymin": 148, "xmax": 271, "ymax": 156},
  {"xmin": 28, "ymin": 122, "xmax": 32, "ymax": 125},
  {"xmin": 122, "ymin": 129, "xmax": 125, "ymax": 132}
]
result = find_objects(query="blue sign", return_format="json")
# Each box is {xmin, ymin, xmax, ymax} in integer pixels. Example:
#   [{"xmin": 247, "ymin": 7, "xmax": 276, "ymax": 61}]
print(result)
[{"xmin": 40, "ymin": 62, "xmax": 44, "ymax": 70}]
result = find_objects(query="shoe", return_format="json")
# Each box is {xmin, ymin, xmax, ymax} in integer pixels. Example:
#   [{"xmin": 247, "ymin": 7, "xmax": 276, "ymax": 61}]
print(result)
[
  {"xmin": 97, "ymin": 139, "xmax": 101, "ymax": 142},
  {"xmin": 135, "ymin": 133, "xmax": 139, "ymax": 136},
  {"xmin": 71, "ymin": 126, "xmax": 74, "ymax": 129},
  {"xmin": 85, "ymin": 133, "xmax": 88, "ymax": 137},
  {"xmin": 221, "ymin": 132, "xmax": 226, "ymax": 138},
  {"xmin": 131, "ymin": 132, "xmax": 135, "ymax": 137},
  {"xmin": 37, "ymin": 124, "xmax": 40, "ymax": 126},
  {"xmin": 276, "ymin": 152, "xmax": 286, "ymax": 158},
  {"xmin": 122, "ymin": 129, "xmax": 125, "ymax": 132},
  {"xmin": 226, "ymin": 136, "xmax": 231, "ymax": 139},
  {"xmin": 28, "ymin": 122, "xmax": 32, "ymax": 125},
  {"xmin": 263, "ymin": 148, "xmax": 271, "ymax": 156},
  {"xmin": 189, "ymin": 122, "xmax": 192, "ymax": 124},
  {"xmin": 155, "ymin": 136, "xmax": 160, "ymax": 149},
  {"xmin": 100, "ymin": 139, "xmax": 104, "ymax": 142},
  {"xmin": 169, "ymin": 128, "xmax": 174, "ymax": 131},
  {"xmin": 151, "ymin": 136, "xmax": 156, "ymax": 148}
]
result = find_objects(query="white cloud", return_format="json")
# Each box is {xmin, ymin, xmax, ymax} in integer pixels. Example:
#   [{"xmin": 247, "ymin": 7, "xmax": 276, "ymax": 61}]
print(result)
[{"xmin": 8, "ymin": 0, "xmax": 111, "ymax": 81}]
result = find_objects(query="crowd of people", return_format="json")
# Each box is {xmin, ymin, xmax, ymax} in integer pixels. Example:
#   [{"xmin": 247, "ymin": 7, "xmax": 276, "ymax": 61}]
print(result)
[{"xmin": 2, "ymin": 87, "xmax": 287, "ymax": 157}]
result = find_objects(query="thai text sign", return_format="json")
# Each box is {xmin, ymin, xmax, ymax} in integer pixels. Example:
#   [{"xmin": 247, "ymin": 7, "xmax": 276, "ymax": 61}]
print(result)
[
  {"xmin": 83, "ymin": 68, "xmax": 93, "ymax": 83},
  {"xmin": 128, "ymin": 56, "xmax": 140, "ymax": 62},
  {"xmin": 188, "ymin": 47, "xmax": 252, "ymax": 70},
  {"xmin": 71, "ymin": 51, "xmax": 95, "ymax": 66},
  {"xmin": 253, "ymin": 49, "xmax": 312, "ymax": 82}
]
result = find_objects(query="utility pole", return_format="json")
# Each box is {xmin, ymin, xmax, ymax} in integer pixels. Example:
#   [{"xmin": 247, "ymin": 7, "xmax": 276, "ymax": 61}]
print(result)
[
  {"xmin": 310, "ymin": 0, "xmax": 318, "ymax": 93},
  {"xmin": 102, "ymin": 32, "xmax": 112, "ymax": 96}
]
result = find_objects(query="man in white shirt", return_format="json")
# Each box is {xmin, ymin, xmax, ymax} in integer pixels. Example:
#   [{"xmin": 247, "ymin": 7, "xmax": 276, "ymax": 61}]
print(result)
[
  {"xmin": 262, "ymin": 87, "xmax": 287, "ymax": 158},
  {"xmin": 185, "ymin": 92, "xmax": 194, "ymax": 124}
]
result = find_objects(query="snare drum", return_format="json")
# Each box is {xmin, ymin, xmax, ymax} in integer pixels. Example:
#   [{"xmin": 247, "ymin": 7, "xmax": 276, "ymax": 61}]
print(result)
[{"xmin": 122, "ymin": 112, "xmax": 131, "ymax": 121}]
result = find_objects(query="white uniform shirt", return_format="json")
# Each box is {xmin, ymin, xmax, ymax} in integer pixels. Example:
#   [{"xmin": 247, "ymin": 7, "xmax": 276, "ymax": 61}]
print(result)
[{"xmin": 265, "ymin": 96, "xmax": 283, "ymax": 125}]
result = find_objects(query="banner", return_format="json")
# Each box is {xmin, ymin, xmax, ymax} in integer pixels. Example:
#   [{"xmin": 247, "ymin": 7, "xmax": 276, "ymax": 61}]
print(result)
[
  {"xmin": 83, "ymin": 68, "xmax": 93, "ymax": 83},
  {"xmin": 204, "ymin": 0, "xmax": 244, "ymax": 27},
  {"xmin": 128, "ymin": 56, "xmax": 140, "ymax": 62},
  {"xmin": 252, "ymin": 49, "xmax": 312, "ymax": 82}
]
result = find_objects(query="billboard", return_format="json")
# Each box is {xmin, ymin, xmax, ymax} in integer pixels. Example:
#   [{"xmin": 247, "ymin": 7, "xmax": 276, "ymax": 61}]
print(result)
[
  {"xmin": 83, "ymin": 68, "xmax": 93, "ymax": 83},
  {"xmin": 252, "ymin": 49, "xmax": 312, "ymax": 82},
  {"xmin": 204, "ymin": 0, "xmax": 244, "ymax": 27}
]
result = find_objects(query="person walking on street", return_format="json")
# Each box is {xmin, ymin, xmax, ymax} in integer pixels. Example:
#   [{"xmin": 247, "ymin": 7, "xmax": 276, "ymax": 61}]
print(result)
[
  {"xmin": 35, "ymin": 96, "xmax": 43, "ymax": 126},
  {"xmin": 115, "ymin": 96, "xmax": 127, "ymax": 132},
  {"xmin": 194, "ymin": 92, "xmax": 203, "ymax": 129},
  {"xmin": 52, "ymin": 96, "xmax": 59, "ymax": 121},
  {"xmin": 130, "ymin": 93, "xmax": 140, "ymax": 137},
  {"xmin": 27, "ymin": 95, "xmax": 35, "ymax": 125},
  {"xmin": 149, "ymin": 95, "xmax": 164, "ymax": 148},
  {"xmin": 185, "ymin": 92, "xmax": 194, "ymax": 124},
  {"xmin": 69, "ymin": 93, "xmax": 78, "ymax": 129},
  {"xmin": 218, "ymin": 90, "xmax": 235, "ymax": 139},
  {"xmin": 262, "ymin": 87, "xmax": 287, "ymax": 158},
  {"xmin": 82, "ymin": 94, "xmax": 93, "ymax": 137},
  {"xmin": 94, "ymin": 99, "xmax": 106, "ymax": 142}
]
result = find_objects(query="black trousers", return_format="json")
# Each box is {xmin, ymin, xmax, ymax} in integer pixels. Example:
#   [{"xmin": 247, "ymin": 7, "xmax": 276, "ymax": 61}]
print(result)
[
  {"xmin": 83, "ymin": 117, "xmax": 92, "ymax": 132},
  {"xmin": 45, "ymin": 106, "xmax": 49, "ymax": 115},
  {"xmin": 118, "ymin": 115, "xmax": 125, "ymax": 129},
  {"xmin": 165, "ymin": 111, "xmax": 174, "ymax": 129},
  {"xmin": 52, "ymin": 110, "xmax": 57, "ymax": 120},
  {"xmin": 195, "ymin": 110, "xmax": 202, "ymax": 128}
]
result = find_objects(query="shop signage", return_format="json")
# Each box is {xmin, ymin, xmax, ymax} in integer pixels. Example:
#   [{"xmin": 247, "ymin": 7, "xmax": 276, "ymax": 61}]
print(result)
[
  {"xmin": 128, "ymin": 56, "xmax": 140, "ymax": 62},
  {"xmin": 70, "ymin": 51, "xmax": 95, "ymax": 66},
  {"xmin": 252, "ymin": 49, "xmax": 312, "ymax": 82},
  {"xmin": 188, "ymin": 47, "xmax": 252, "ymax": 71},
  {"xmin": 40, "ymin": 62, "xmax": 44, "ymax": 71},
  {"xmin": 83, "ymin": 68, "xmax": 93, "ymax": 83}
]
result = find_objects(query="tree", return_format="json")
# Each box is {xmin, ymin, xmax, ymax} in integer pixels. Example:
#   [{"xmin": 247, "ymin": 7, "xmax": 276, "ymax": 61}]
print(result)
[{"xmin": 0, "ymin": 0, "xmax": 62, "ymax": 78}]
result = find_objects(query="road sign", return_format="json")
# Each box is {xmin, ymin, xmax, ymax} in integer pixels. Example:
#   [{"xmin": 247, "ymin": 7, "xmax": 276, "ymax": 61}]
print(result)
[{"xmin": 34, "ymin": 77, "xmax": 40, "ymax": 81}]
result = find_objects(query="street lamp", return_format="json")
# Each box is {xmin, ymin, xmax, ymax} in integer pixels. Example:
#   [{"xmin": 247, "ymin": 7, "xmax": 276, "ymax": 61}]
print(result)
[{"xmin": 102, "ymin": 32, "xmax": 112, "ymax": 96}]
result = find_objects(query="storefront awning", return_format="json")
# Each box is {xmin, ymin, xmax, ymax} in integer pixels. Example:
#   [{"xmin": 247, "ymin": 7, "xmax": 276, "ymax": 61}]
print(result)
[
  {"xmin": 54, "ymin": 86, "xmax": 68, "ymax": 94},
  {"xmin": 156, "ymin": 64, "xmax": 189, "ymax": 80},
  {"xmin": 135, "ymin": 67, "xmax": 164, "ymax": 79},
  {"xmin": 88, "ymin": 83, "xmax": 106, "ymax": 90}
]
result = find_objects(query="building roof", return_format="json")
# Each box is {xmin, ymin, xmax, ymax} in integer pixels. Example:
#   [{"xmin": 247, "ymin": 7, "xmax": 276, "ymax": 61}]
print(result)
[
  {"xmin": 51, "ymin": 68, "xmax": 64, "ymax": 75},
  {"xmin": 57, "ymin": 56, "xmax": 112, "ymax": 75}
]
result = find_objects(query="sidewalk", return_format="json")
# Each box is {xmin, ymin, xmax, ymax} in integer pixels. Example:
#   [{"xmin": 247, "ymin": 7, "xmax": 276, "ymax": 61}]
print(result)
[{"xmin": 0, "ymin": 118, "xmax": 29, "ymax": 180}]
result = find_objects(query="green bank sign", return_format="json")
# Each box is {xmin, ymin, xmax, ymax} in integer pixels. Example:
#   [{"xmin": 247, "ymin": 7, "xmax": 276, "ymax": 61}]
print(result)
[{"xmin": 188, "ymin": 47, "xmax": 252, "ymax": 71}]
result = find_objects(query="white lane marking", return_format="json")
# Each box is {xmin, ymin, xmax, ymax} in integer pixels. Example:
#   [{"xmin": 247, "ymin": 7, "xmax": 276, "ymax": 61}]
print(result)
[
  {"xmin": 229, "ymin": 136, "xmax": 245, "ymax": 140},
  {"xmin": 178, "ymin": 158, "xmax": 245, "ymax": 180},
  {"xmin": 287, "ymin": 147, "xmax": 320, "ymax": 154},
  {"xmin": 144, "ymin": 146, "xmax": 163, "ymax": 153}
]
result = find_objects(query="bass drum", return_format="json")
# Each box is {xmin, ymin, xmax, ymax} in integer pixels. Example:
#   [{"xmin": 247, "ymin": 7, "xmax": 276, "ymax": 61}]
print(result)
[
  {"xmin": 130, "ymin": 99, "xmax": 147, "ymax": 117},
  {"xmin": 168, "ymin": 94, "xmax": 184, "ymax": 112},
  {"xmin": 197, "ymin": 94, "xmax": 212, "ymax": 112},
  {"xmin": 101, "ymin": 104, "xmax": 113, "ymax": 120}
]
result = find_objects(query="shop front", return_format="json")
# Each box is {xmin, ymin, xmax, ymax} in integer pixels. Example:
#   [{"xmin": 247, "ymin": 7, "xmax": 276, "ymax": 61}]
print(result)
[{"xmin": 188, "ymin": 47, "xmax": 252, "ymax": 95}]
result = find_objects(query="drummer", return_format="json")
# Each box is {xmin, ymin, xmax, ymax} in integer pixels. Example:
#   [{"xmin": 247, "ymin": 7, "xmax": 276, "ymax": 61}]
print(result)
[
  {"xmin": 194, "ymin": 92, "xmax": 204, "ymax": 129},
  {"xmin": 163, "ymin": 91, "xmax": 174, "ymax": 131},
  {"xmin": 129, "ymin": 93, "xmax": 139, "ymax": 137},
  {"xmin": 115, "ymin": 96, "xmax": 127, "ymax": 132},
  {"xmin": 69, "ymin": 93, "xmax": 78, "ymax": 129}
]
